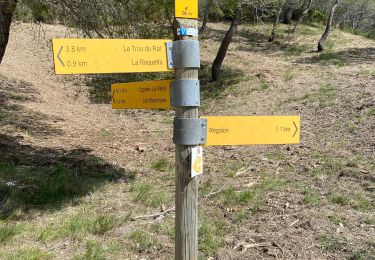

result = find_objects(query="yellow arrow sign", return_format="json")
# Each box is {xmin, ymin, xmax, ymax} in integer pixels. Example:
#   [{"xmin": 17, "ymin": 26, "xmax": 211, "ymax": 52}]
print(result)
[
  {"xmin": 175, "ymin": 0, "xmax": 198, "ymax": 19},
  {"xmin": 112, "ymin": 80, "xmax": 171, "ymax": 109},
  {"xmin": 203, "ymin": 116, "xmax": 300, "ymax": 146},
  {"xmin": 52, "ymin": 39, "xmax": 172, "ymax": 74}
]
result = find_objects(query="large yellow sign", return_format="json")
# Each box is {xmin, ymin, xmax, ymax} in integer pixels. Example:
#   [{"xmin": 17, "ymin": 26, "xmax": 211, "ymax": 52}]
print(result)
[
  {"xmin": 52, "ymin": 39, "xmax": 172, "ymax": 74},
  {"xmin": 203, "ymin": 116, "xmax": 300, "ymax": 146},
  {"xmin": 112, "ymin": 80, "xmax": 171, "ymax": 109},
  {"xmin": 175, "ymin": 0, "xmax": 198, "ymax": 19}
]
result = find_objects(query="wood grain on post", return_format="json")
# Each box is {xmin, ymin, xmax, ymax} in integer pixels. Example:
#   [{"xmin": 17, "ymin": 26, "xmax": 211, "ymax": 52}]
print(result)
[{"xmin": 174, "ymin": 17, "xmax": 199, "ymax": 260}]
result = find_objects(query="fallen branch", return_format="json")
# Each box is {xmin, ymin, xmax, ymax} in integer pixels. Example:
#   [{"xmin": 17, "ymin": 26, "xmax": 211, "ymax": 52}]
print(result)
[
  {"xmin": 203, "ymin": 188, "xmax": 223, "ymax": 202},
  {"xmin": 234, "ymin": 242, "xmax": 271, "ymax": 252},
  {"xmin": 132, "ymin": 207, "xmax": 175, "ymax": 221}
]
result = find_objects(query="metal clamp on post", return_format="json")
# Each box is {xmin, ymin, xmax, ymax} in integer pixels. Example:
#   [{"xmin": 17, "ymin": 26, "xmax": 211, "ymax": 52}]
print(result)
[
  {"xmin": 166, "ymin": 40, "xmax": 200, "ymax": 69},
  {"xmin": 171, "ymin": 80, "xmax": 200, "ymax": 107},
  {"xmin": 173, "ymin": 118, "xmax": 207, "ymax": 145}
]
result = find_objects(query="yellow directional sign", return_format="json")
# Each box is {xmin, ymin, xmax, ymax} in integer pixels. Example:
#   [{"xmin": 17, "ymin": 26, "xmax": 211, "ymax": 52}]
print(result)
[
  {"xmin": 112, "ymin": 80, "xmax": 171, "ymax": 109},
  {"xmin": 203, "ymin": 116, "xmax": 300, "ymax": 146},
  {"xmin": 52, "ymin": 39, "xmax": 172, "ymax": 74},
  {"xmin": 175, "ymin": 0, "xmax": 198, "ymax": 19}
]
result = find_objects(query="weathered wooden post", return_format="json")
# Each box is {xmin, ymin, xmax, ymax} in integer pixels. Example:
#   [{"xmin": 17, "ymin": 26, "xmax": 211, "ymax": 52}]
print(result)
[{"xmin": 173, "ymin": 1, "xmax": 201, "ymax": 259}]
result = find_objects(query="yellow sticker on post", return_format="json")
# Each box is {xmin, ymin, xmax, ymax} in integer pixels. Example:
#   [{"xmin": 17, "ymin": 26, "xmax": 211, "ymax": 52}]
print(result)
[
  {"xmin": 52, "ymin": 39, "xmax": 172, "ymax": 74},
  {"xmin": 112, "ymin": 80, "xmax": 171, "ymax": 109},
  {"xmin": 175, "ymin": 0, "xmax": 198, "ymax": 19},
  {"xmin": 191, "ymin": 146, "xmax": 203, "ymax": 178},
  {"xmin": 203, "ymin": 116, "xmax": 301, "ymax": 146}
]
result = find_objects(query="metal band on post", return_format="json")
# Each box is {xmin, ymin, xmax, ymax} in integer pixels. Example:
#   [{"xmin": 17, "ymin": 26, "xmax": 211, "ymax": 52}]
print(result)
[
  {"xmin": 167, "ymin": 41, "xmax": 200, "ymax": 69},
  {"xmin": 173, "ymin": 118, "xmax": 207, "ymax": 145},
  {"xmin": 171, "ymin": 80, "xmax": 200, "ymax": 107}
]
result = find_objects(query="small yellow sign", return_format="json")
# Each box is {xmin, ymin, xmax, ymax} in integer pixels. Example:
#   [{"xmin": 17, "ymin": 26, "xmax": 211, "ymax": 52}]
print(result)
[
  {"xmin": 112, "ymin": 80, "xmax": 171, "ymax": 109},
  {"xmin": 191, "ymin": 146, "xmax": 203, "ymax": 178},
  {"xmin": 175, "ymin": 0, "xmax": 198, "ymax": 19},
  {"xmin": 52, "ymin": 39, "xmax": 172, "ymax": 74},
  {"xmin": 203, "ymin": 116, "xmax": 300, "ymax": 146}
]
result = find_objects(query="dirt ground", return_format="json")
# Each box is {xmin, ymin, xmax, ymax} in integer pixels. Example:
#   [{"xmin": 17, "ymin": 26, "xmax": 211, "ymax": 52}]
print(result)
[{"xmin": 0, "ymin": 22, "xmax": 374, "ymax": 259}]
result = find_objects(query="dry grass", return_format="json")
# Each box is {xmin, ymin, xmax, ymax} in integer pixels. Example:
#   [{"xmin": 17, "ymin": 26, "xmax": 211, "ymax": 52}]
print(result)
[{"xmin": 0, "ymin": 21, "xmax": 374, "ymax": 259}]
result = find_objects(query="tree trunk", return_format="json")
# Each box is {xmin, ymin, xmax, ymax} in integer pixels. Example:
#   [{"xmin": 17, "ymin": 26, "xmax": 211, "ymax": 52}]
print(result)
[
  {"xmin": 199, "ymin": 0, "xmax": 214, "ymax": 34},
  {"xmin": 283, "ymin": 6, "xmax": 294, "ymax": 24},
  {"xmin": 211, "ymin": 5, "xmax": 240, "ymax": 82},
  {"xmin": 0, "ymin": 0, "xmax": 17, "ymax": 64},
  {"xmin": 318, "ymin": 0, "xmax": 340, "ymax": 52},
  {"xmin": 292, "ymin": 0, "xmax": 313, "ymax": 33},
  {"xmin": 269, "ymin": 0, "xmax": 286, "ymax": 42}
]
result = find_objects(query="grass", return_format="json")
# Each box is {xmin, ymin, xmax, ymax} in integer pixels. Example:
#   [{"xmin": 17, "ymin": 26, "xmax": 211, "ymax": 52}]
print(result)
[
  {"xmin": 199, "ymin": 62, "xmax": 246, "ymax": 100},
  {"xmin": 367, "ymin": 108, "xmax": 375, "ymax": 117},
  {"xmin": 283, "ymin": 45, "xmax": 308, "ymax": 57},
  {"xmin": 266, "ymin": 152, "xmax": 285, "ymax": 161},
  {"xmin": 151, "ymin": 158, "xmax": 173, "ymax": 172},
  {"xmin": 315, "ymin": 52, "xmax": 347, "ymax": 67},
  {"xmin": 63, "ymin": 208, "xmax": 120, "ymax": 239},
  {"xmin": 98, "ymin": 130, "xmax": 113, "ymax": 138},
  {"xmin": 199, "ymin": 219, "xmax": 226, "ymax": 257},
  {"xmin": 11, "ymin": 247, "xmax": 52, "ymax": 260},
  {"xmin": 329, "ymin": 213, "xmax": 347, "ymax": 225},
  {"xmin": 329, "ymin": 193, "xmax": 350, "ymax": 206},
  {"xmin": 130, "ymin": 229, "xmax": 154, "ymax": 253},
  {"xmin": 130, "ymin": 181, "xmax": 170, "ymax": 208},
  {"xmin": 318, "ymin": 83, "xmax": 338, "ymax": 108},
  {"xmin": 223, "ymin": 160, "xmax": 247, "ymax": 178},
  {"xmin": 303, "ymin": 194, "xmax": 321, "ymax": 207},
  {"xmin": 221, "ymin": 173, "xmax": 284, "ymax": 212},
  {"xmin": 74, "ymin": 241, "xmax": 107, "ymax": 260},
  {"xmin": 283, "ymin": 68, "xmax": 295, "ymax": 81},
  {"xmin": 0, "ymin": 223, "xmax": 19, "ymax": 244},
  {"xmin": 249, "ymin": 80, "xmax": 270, "ymax": 92},
  {"xmin": 318, "ymin": 235, "xmax": 347, "ymax": 253},
  {"xmin": 0, "ymin": 156, "xmax": 126, "ymax": 220}
]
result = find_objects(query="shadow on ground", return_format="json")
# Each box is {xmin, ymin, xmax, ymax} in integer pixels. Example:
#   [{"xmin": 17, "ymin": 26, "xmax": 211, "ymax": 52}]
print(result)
[
  {"xmin": 199, "ymin": 62, "xmax": 245, "ymax": 100},
  {"xmin": 0, "ymin": 75, "xmax": 134, "ymax": 220},
  {"xmin": 296, "ymin": 47, "xmax": 375, "ymax": 66},
  {"xmin": 0, "ymin": 75, "xmax": 64, "ymax": 137}
]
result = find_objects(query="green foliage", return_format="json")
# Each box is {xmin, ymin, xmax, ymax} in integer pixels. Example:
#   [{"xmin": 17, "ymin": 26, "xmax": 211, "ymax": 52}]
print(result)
[
  {"xmin": 309, "ymin": 9, "xmax": 327, "ymax": 24},
  {"xmin": 15, "ymin": 0, "xmax": 53, "ymax": 23},
  {"xmin": 42, "ymin": 0, "xmax": 173, "ymax": 39},
  {"xmin": 209, "ymin": 6, "xmax": 225, "ymax": 21}
]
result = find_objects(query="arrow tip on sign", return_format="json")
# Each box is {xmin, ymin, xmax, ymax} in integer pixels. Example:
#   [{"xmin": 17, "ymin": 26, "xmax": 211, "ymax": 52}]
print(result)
[
  {"xmin": 57, "ymin": 46, "xmax": 65, "ymax": 67},
  {"xmin": 293, "ymin": 121, "xmax": 299, "ymax": 138}
]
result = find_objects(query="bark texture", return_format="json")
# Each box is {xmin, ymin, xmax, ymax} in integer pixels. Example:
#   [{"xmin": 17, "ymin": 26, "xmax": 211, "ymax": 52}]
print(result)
[
  {"xmin": 283, "ymin": 6, "xmax": 294, "ymax": 24},
  {"xmin": 0, "ymin": 0, "xmax": 17, "ymax": 64},
  {"xmin": 269, "ymin": 0, "xmax": 286, "ymax": 42},
  {"xmin": 199, "ymin": 0, "xmax": 214, "ymax": 34},
  {"xmin": 318, "ymin": 0, "xmax": 341, "ymax": 52},
  {"xmin": 211, "ymin": 5, "xmax": 241, "ymax": 82},
  {"xmin": 292, "ymin": 0, "xmax": 313, "ymax": 33}
]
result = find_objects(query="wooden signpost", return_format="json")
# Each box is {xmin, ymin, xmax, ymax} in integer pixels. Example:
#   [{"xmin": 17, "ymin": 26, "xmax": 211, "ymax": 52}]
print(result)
[{"xmin": 51, "ymin": 1, "xmax": 301, "ymax": 259}]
